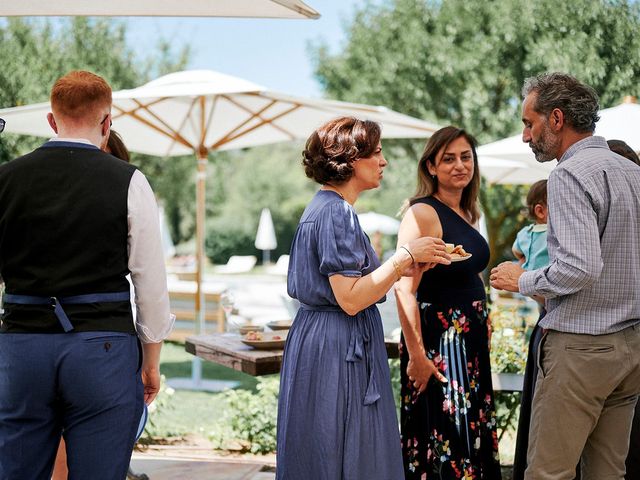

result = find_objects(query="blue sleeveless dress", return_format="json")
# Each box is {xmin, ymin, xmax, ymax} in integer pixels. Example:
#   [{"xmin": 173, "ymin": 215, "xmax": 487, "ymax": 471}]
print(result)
[
  {"xmin": 276, "ymin": 190, "xmax": 403, "ymax": 480},
  {"xmin": 400, "ymin": 196, "xmax": 501, "ymax": 479}
]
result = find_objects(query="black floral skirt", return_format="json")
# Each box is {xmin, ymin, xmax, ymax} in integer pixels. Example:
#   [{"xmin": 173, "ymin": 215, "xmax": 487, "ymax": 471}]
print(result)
[{"xmin": 400, "ymin": 299, "xmax": 502, "ymax": 480}]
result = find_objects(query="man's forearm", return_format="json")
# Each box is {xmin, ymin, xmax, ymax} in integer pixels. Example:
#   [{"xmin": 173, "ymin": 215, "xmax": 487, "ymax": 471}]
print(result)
[{"xmin": 141, "ymin": 342, "xmax": 162, "ymax": 370}]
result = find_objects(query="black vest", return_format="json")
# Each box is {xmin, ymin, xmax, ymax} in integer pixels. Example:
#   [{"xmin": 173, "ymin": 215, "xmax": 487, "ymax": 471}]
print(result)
[{"xmin": 0, "ymin": 142, "xmax": 137, "ymax": 333}]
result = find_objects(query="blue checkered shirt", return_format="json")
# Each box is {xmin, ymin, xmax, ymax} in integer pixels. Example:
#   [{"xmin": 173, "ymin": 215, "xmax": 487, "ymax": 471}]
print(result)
[{"xmin": 519, "ymin": 136, "xmax": 640, "ymax": 334}]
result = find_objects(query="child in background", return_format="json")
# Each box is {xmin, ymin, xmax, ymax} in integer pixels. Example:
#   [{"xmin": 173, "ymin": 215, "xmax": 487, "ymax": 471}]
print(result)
[{"xmin": 512, "ymin": 179, "xmax": 548, "ymax": 273}]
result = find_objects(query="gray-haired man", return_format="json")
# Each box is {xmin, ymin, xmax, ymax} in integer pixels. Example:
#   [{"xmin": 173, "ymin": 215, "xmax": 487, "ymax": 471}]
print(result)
[{"xmin": 490, "ymin": 72, "xmax": 640, "ymax": 479}]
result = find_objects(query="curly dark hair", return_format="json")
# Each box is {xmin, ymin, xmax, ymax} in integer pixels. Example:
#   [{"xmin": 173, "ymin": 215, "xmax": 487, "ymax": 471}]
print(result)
[
  {"xmin": 302, "ymin": 117, "xmax": 381, "ymax": 184},
  {"xmin": 522, "ymin": 72, "xmax": 600, "ymax": 134}
]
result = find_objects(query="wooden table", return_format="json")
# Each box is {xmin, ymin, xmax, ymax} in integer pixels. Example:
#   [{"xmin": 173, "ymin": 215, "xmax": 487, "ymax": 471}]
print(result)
[
  {"xmin": 185, "ymin": 333, "xmax": 400, "ymax": 377},
  {"xmin": 185, "ymin": 333, "xmax": 523, "ymax": 392}
]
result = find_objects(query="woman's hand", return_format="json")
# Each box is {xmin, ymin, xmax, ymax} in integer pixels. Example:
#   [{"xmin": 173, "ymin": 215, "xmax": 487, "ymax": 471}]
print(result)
[
  {"xmin": 399, "ymin": 261, "xmax": 430, "ymax": 277},
  {"xmin": 404, "ymin": 237, "xmax": 451, "ymax": 266},
  {"xmin": 407, "ymin": 355, "xmax": 448, "ymax": 393}
]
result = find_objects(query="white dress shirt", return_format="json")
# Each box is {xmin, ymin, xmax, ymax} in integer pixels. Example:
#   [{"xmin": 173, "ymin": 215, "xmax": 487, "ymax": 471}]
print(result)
[{"xmin": 51, "ymin": 138, "xmax": 175, "ymax": 343}]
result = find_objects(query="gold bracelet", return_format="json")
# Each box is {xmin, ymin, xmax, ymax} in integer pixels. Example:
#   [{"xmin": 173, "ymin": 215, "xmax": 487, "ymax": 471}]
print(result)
[
  {"xmin": 391, "ymin": 258, "xmax": 402, "ymax": 281},
  {"xmin": 400, "ymin": 245, "xmax": 415, "ymax": 264}
]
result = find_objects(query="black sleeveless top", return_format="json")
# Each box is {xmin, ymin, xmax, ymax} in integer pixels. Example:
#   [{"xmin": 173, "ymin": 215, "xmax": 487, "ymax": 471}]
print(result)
[{"xmin": 411, "ymin": 196, "xmax": 489, "ymax": 306}]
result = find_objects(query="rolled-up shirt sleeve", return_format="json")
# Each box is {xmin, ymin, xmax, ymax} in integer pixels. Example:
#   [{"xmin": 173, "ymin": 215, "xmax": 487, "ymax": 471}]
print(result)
[
  {"xmin": 128, "ymin": 170, "xmax": 175, "ymax": 343},
  {"xmin": 519, "ymin": 167, "xmax": 603, "ymax": 299}
]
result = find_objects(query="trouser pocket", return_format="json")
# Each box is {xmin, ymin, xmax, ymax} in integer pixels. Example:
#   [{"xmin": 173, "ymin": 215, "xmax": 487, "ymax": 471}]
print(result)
[{"xmin": 536, "ymin": 329, "xmax": 549, "ymax": 379}]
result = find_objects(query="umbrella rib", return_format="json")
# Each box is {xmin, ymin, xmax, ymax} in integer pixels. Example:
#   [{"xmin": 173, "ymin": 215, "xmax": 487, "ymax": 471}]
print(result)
[
  {"xmin": 234, "ymin": 93, "xmax": 302, "ymax": 138},
  {"xmin": 138, "ymin": 98, "xmax": 195, "ymax": 149},
  {"xmin": 113, "ymin": 99, "xmax": 194, "ymax": 150},
  {"xmin": 202, "ymin": 96, "xmax": 219, "ymax": 149},
  {"xmin": 210, "ymin": 97, "xmax": 281, "ymax": 146},
  {"xmin": 114, "ymin": 96, "xmax": 166, "ymax": 114},
  {"xmin": 210, "ymin": 96, "xmax": 300, "ymax": 149},
  {"xmin": 199, "ymin": 96, "xmax": 206, "ymax": 149},
  {"xmin": 162, "ymin": 96, "xmax": 202, "ymax": 157}
]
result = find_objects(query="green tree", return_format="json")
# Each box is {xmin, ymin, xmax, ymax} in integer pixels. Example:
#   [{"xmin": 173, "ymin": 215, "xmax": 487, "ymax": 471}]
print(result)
[
  {"xmin": 311, "ymin": 0, "xmax": 640, "ymax": 266},
  {"xmin": 0, "ymin": 17, "xmax": 191, "ymax": 242},
  {"xmin": 205, "ymin": 143, "xmax": 317, "ymax": 264}
]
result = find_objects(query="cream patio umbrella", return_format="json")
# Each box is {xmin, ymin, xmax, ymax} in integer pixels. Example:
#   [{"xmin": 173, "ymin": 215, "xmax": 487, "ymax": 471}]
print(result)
[
  {"xmin": 477, "ymin": 139, "xmax": 555, "ymax": 184},
  {"xmin": 0, "ymin": 69, "xmax": 441, "ymax": 342},
  {"xmin": 0, "ymin": 0, "xmax": 320, "ymax": 19},
  {"xmin": 477, "ymin": 96, "xmax": 640, "ymax": 184},
  {"xmin": 357, "ymin": 212, "xmax": 401, "ymax": 260}
]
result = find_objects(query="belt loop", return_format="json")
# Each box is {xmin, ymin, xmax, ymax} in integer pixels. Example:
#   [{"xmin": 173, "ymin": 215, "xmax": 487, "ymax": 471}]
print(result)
[{"xmin": 51, "ymin": 297, "xmax": 74, "ymax": 333}]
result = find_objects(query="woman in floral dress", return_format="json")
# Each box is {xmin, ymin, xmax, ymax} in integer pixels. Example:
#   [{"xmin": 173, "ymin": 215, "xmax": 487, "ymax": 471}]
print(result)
[{"xmin": 395, "ymin": 126, "xmax": 502, "ymax": 479}]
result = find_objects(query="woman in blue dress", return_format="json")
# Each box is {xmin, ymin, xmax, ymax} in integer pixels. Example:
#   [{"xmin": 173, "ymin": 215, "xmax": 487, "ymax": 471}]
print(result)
[
  {"xmin": 395, "ymin": 126, "xmax": 502, "ymax": 479},
  {"xmin": 276, "ymin": 117, "xmax": 452, "ymax": 480}
]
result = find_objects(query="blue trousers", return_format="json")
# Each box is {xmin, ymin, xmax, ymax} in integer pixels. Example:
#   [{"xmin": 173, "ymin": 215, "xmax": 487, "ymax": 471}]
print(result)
[{"xmin": 0, "ymin": 332, "xmax": 143, "ymax": 480}]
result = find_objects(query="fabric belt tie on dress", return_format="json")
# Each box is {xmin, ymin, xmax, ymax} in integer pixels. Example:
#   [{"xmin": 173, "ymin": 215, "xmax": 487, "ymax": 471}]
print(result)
[
  {"xmin": 298, "ymin": 302, "xmax": 381, "ymax": 405},
  {"xmin": 299, "ymin": 303, "xmax": 343, "ymax": 312},
  {"xmin": 346, "ymin": 318, "xmax": 380, "ymax": 406},
  {"xmin": 2, "ymin": 292, "xmax": 131, "ymax": 333}
]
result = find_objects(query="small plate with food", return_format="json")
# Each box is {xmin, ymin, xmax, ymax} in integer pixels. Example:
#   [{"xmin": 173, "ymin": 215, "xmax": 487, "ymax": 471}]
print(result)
[
  {"xmin": 238, "ymin": 324, "xmax": 264, "ymax": 335},
  {"xmin": 267, "ymin": 319, "xmax": 293, "ymax": 331},
  {"xmin": 445, "ymin": 243, "xmax": 473, "ymax": 263},
  {"xmin": 241, "ymin": 330, "xmax": 288, "ymax": 350}
]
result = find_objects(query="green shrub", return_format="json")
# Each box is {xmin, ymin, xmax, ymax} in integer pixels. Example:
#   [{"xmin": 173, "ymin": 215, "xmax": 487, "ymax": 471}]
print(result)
[
  {"xmin": 490, "ymin": 303, "xmax": 530, "ymax": 439},
  {"xmin": 205, "ymin": 226, "xmax": 256, "ymax": 265},
  {"xmin": 389, "ymin": 358, "xmax": 402, "ymax": 415},
  {"xmin": 209, "ymin": 376, "xmax": 279, "ymax": 454}
]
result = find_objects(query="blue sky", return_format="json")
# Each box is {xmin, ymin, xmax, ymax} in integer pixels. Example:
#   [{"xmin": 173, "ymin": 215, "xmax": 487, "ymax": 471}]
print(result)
[{"xmin": 124, "ymin": 1, "xmax": 367, "ymax": 98}]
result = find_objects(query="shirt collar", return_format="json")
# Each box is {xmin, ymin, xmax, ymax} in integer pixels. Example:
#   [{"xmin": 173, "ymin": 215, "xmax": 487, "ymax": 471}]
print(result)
[
  {"xmin": 48, "ymin": 137, "xmax": 96, "ymax": 146},
  {"xmin": 531, "ymin": 223, "xmax": 547, "ymax": 232},
  {"xmin": 558, "ymin": 135, "xmax": 609, "ymax": 163}
]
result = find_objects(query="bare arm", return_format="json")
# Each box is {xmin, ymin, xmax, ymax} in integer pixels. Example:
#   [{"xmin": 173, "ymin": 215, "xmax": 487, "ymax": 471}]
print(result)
[
  {"xmin": 395, "ymin": 205, "xmax": 448, "ymax": 392},
  {"xmin": 512, "ymin": 246, "xmax": 525, "ymax": 263},
  {"xmin": 141, "ymin": 342, "xmax": 162, "ymax": 405},
  {"xmin": 329, "ymin": 233, "xmax": 450, "ymax": 317}
]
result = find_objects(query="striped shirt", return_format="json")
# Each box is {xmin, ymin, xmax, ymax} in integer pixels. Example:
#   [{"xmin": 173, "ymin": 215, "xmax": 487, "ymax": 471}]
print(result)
[{"xmin": 519, "ymin": 136, "xmax": 640, "ymax": 335}]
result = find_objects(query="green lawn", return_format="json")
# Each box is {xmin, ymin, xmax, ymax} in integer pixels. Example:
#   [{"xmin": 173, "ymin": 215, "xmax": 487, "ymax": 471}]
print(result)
[{"xmin": 148, "ymin": 341, "xmax": 267, "ymax": 439}]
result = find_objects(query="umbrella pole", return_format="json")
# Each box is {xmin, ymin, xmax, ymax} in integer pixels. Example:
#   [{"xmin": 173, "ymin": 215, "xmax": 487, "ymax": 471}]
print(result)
[{"xmin": 191, "ymin": 150, "xmax": 208, "ymax": 386}]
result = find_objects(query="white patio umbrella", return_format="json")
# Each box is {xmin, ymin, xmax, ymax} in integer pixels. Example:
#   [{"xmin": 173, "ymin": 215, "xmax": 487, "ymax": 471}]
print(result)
[
  {"xmin": 255, "ymin": 208, "xmax": 277, "ymax": 264},
  {"xmin": 357, "ymin": 212, "xmax": 401, "ymax": 260},
  {"xmin": 0, "ymin": 68, "xmax": 440, "ymax": 342},
  {"xmin": 357, "ymin": 212, "xmax": 400, "ymax": 236},
  {"xmin": 478, "ymin": 139, "xmax": 555, "ymax": 184},
  {"xmin": 477, "ymin": 96, "xmax": 640, "ymax": 184},
  {"xmin": 0, "ymin": 0, "xmax": 320, "ymax": 19}
]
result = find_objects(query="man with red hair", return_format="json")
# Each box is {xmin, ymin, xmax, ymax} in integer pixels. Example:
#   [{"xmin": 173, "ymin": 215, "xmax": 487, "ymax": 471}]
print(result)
[{"xmin": 0, "ymin": 70, "xmax": 174, "ymax": 479}]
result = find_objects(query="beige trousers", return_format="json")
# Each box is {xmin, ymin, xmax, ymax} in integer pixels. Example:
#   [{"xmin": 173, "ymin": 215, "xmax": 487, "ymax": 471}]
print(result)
[{"xmin": 525, "ymin": 324, "xmax": 640, "ymax": 480}]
